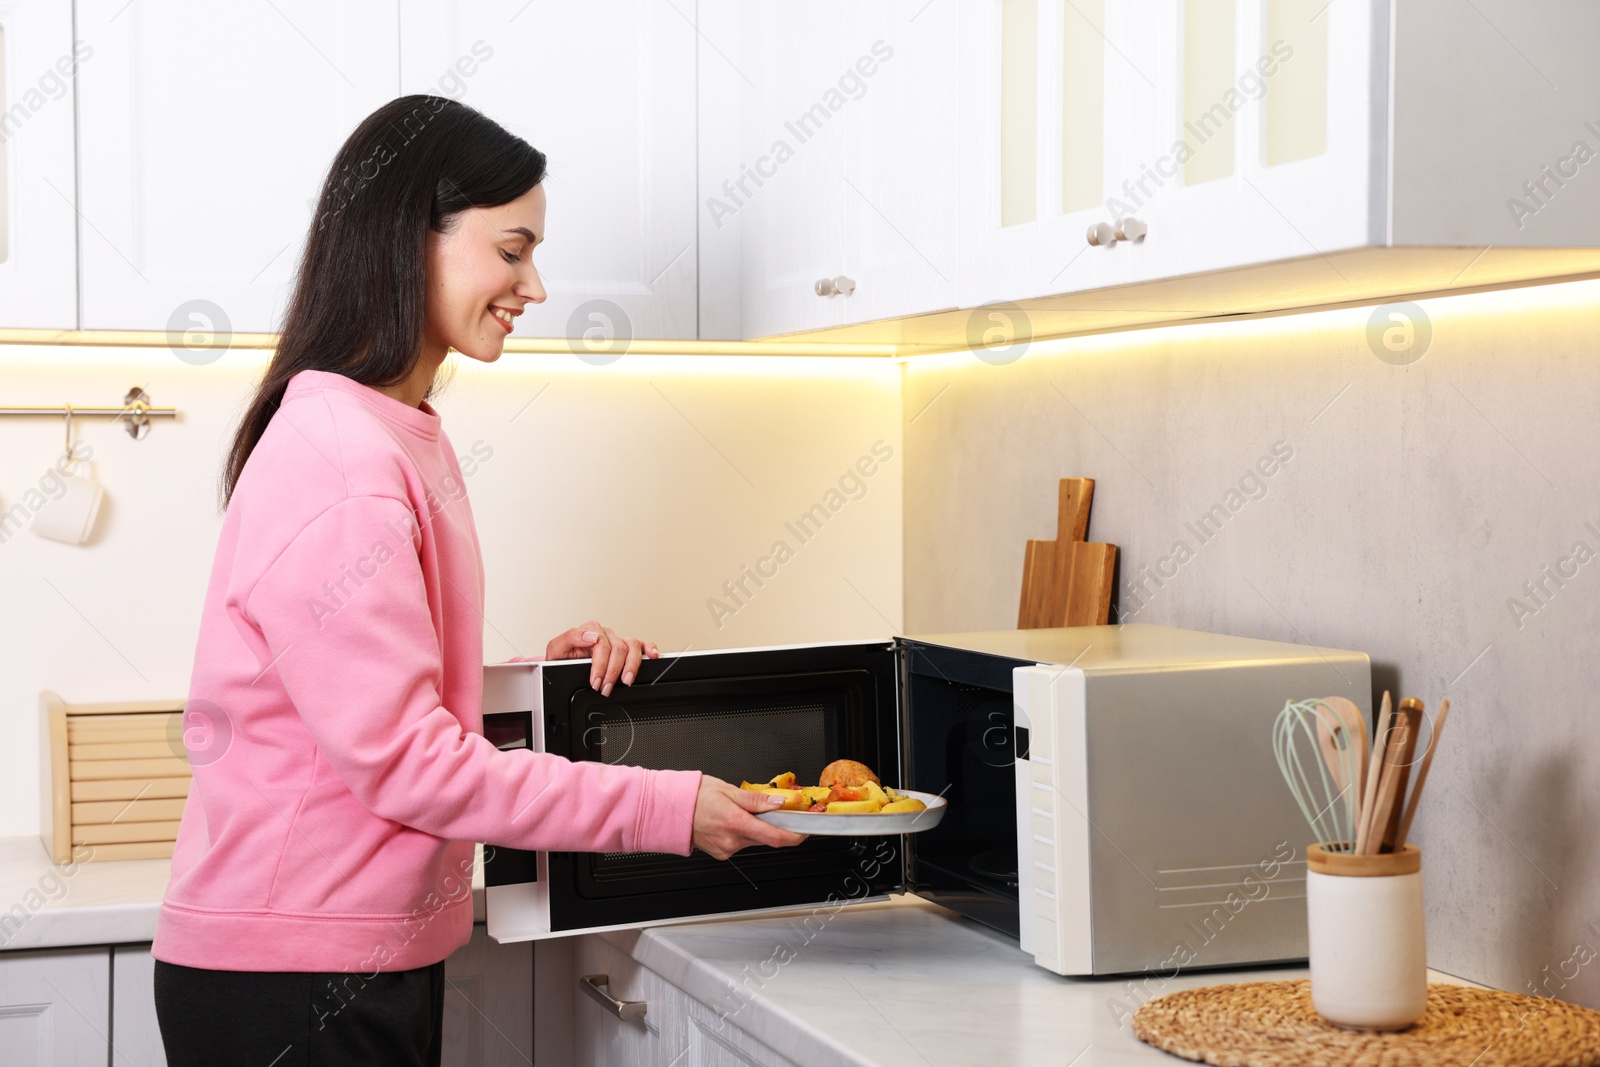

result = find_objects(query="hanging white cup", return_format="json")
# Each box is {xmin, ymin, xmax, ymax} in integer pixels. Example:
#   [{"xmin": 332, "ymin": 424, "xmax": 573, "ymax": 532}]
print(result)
[
  {"xmin": 1306, "ymin": 843, "xmax": 1427, "ymax": 1030},
  {"xmin": 31, "ymin": 443, "xmax": 104, "ymax": 546}
]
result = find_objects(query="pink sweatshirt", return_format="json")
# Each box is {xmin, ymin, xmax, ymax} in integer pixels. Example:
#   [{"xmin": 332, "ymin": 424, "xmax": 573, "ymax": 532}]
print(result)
[{"xmin": 153, "ymin": 369, "xmax": 701, "ymax": 973}]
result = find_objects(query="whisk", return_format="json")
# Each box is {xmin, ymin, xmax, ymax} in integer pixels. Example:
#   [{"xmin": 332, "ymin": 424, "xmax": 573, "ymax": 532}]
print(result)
[{"xmin": 1272, "ymin": 698, "xmax": 1368, "ymax": 853}]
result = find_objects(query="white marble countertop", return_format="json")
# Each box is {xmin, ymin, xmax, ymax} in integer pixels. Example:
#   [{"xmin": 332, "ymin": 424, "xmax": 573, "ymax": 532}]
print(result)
[
  {"xmin": 0, "ymin": 836, "xmax": 486, "ymax": 952},
  {"xmin": 601, "ymin": 894, "xmax": 1476, "ymax": 1067}
]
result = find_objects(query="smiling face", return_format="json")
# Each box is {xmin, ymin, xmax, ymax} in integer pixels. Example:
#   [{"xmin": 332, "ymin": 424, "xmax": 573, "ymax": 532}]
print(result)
[{"xmin": 421, "ymin": 182, "xmax": 548, "ymax": 364}]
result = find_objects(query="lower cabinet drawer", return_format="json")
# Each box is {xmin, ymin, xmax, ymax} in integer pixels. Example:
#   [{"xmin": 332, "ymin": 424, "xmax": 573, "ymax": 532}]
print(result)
[{"xmin": 573, "ymin": 936, "xmax": 797, "ymax": 1067}]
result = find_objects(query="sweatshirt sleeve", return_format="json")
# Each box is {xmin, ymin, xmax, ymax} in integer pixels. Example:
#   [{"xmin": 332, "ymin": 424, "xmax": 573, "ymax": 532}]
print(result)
[{"xmin": 245, "ymin": 494, "xmax": 700, "ymax": 856}]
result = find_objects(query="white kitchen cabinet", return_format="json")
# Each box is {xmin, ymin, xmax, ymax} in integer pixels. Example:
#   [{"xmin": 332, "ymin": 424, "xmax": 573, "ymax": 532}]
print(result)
[
  {"xmin": 110, "ymin": 944, "xmax": 164, "ymax": 1066},
  {"xmin": 957, "ymin": 0, "xmax": 1377, "ymax": 306},
  {"xmin": 684, "ymin": 998, "xmax": 798, "ymax": 1067},
  {"xmin": 572, "ymin": 935, "xmax": 689, "ymax": 1067},
  {"xmin": 956, "ymin": 0, "xmax": 1600, "ymax": 316},
  {"xmin": 727, "ymin": 0, "xmax": 959, "ymax": 339},
  {"xmin": 102, "ymin": 927, "xmax": 532, "ymax": 1067},
  {"xmin": 399, "ymin": 0, "xmax": 698, "ymax": 343},
  {"xmin": 0, "ymin": 0, "xmax": 80, "ymax": 329},
  {"xmin": 573, "ymin": 935, "xmax": 796, "ymax": 1067},
  {"xmin": 1119, "ymin": 0, "xmax": 1383, "ymax": 285},
  {"xmin": 0, "ymin": 946, "xmax": 111, "ymax": 1066},
  {"xmin": 443, "ymin": 923, "xmax": 534, "ymax": 1067},
  {"xmin": 75, "ymin": 0, "xmax": 399, "ymax": 333}
]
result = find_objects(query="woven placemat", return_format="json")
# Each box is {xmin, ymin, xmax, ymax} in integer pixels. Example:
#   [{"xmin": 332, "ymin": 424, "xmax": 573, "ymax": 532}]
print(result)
[{"xmin": 1132, "ymin": 979, "xmax": 1600, "ymax": 1067}]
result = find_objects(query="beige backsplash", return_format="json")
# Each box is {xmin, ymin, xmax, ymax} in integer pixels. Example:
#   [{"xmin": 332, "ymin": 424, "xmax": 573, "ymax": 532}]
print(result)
[{"xmin": 0, "ymin": 347, "xmax": 902, "ymax": 840}]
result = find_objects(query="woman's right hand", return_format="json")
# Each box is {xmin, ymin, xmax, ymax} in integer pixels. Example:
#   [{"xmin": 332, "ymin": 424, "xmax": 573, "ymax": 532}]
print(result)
[{"xmin": 691, "ymin": 776, "xmax": 808, "ymax": 859}]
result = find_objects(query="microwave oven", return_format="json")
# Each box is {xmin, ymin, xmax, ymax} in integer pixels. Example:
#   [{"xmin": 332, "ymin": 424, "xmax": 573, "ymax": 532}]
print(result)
[{"xmin": 478, "ymin": 623, "xmax": 1370, "ymax": 976}]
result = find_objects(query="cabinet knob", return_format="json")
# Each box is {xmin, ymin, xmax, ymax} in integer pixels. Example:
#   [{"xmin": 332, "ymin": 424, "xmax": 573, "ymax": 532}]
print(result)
[
  {"xmin": 1086, "ymin": 222, "xmax": 1117, "ymax": 247},
  {"xmin": 815, "ymin": 276, "xmax": 857, "ymax": 297},
  {"xmin": 1116, "ymin": 217, "xmax": 1148, "ymax": 242},
  {"xmin": 815, "ymin": 278, "xmax": 838, "ymax": 296}
]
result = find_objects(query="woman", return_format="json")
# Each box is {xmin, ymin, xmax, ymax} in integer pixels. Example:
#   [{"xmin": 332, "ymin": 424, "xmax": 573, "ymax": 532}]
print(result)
[{"xmin": 151, "ymin": 95, "xmax": 804, "ymax": 1065}]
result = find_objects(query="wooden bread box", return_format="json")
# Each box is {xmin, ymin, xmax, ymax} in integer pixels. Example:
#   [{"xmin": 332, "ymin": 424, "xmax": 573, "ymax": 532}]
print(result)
[{"xmin": 39, "ymin": 692, "xmax": 190, "ymax": 863}]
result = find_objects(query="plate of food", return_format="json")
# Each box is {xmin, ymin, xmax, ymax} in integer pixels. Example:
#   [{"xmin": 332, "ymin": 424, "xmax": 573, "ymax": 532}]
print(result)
[{"xmin": 744, "ymin": 760, "xmax": 947, "ymax": 836}]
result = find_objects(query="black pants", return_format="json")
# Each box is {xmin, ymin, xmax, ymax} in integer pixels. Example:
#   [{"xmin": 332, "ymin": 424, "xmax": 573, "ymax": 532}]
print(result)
[{"xmin": 153, "ymin": 958, "xmax": 445, "ymax": 1067}]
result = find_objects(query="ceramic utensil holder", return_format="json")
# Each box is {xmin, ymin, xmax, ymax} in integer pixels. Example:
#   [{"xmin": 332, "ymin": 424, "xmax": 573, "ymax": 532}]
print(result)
[{"xmin": 1306, "ymin": 843, "xmax": 1426, "ymax": 1030}]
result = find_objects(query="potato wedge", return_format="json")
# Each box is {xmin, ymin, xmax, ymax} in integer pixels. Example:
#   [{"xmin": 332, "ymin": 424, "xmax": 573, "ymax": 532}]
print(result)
[
  {"xmin": 766, "ymin": 772, "xmax": 798, "ymax": 790},
  {"xmin": 879, "ymin": 798, "xmax": 926, "ymax": 814},
  {"xmin": 753, "ymin": 788, "xmax": 811, "ymax": 811},
  {"xmin": 824, "ymin": 799, "xmax": 884, "ymax": 814},
  {"xmin": 801, "ymin": 786, "xmax": 832, "ymax": 803}
]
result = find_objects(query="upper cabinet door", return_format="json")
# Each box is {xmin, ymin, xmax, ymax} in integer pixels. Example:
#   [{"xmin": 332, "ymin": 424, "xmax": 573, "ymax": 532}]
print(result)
[
  {"xmin": 400, "ymin": 1, "xmax": 697, "ymax": 342},
  {"xmin": 957, "ymin": 0, "xmax": 1165, "ymax": 309},
  {"xmin": 840, "ymin": 0, "xmax": 960, "ymax": 327},
  {"xmin": 733, "ymin": 2, "xmax": 851, "ymax": 339},
  {"xmin": 957, "ymin": 0, "xmax": 1382, "ymax": 308},
  {"xmin": 76, "ymin": 1, "xmax": 399, "ymax": 333},
  {"xmin": 732, "ymin": 0, "xmax": 959, "ymax": 339},
  {"xmin": 0, "ymin": 0, "xmax": 80, "ymax": 329},
  {"xmin": 1127, "ymin": 0, "xmax": 1381, "ymax": 282}
]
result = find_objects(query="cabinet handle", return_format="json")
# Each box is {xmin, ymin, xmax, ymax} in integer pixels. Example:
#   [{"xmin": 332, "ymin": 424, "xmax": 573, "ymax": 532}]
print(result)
[
  {"xmin": 1085, "ymin": 221, "xmax": 1117, "ymax": 247},
  {"xmin": 815, "ymin": 277, "xmax": 838, "ymax": 296},
  {"xmin": 580, "ymin": 973, "xmax": 648, "ymax": 1022},
  {"xmin": 814, "ymin": 275, "xmax": 857, "ymax": 297},
  {"xmin": 1116, "ymin": 217, "xmax": 1148, "ymax": 242}
]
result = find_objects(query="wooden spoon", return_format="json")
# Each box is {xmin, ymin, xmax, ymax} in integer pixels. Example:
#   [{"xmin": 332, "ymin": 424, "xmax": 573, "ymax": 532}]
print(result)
[
  {"xmin": 1319, "ymin": 697, "xmax": 1369, "ymax": 797},
  {"xmin": 1315, "ymin": 710, "xmax": 1348, "ymax": 793},
  {"xmin": 1317, "ymin": 696, "xmax": 1369, "ymax": 844}
]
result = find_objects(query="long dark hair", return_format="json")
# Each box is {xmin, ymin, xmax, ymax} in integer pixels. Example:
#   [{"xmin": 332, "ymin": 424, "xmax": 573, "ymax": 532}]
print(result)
[{"xmin": 222, "ymin": 95, "xmax": 546, "ymax": 506}]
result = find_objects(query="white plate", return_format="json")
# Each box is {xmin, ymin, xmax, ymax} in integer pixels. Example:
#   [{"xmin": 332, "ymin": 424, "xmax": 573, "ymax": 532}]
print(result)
[{"xmin": 755, "ymin": 788, "xmax": 948, "ymax": 835}]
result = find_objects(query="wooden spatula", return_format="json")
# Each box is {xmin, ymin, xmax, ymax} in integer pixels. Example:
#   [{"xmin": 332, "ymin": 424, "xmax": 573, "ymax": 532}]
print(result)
[
  {"xmin": 1354, "ymin": 692, "xmax": 1393, "ymax": 854},
  {"xmin": 1379, "ymin": 698, "xmax": 1424, "ymax": 852}
]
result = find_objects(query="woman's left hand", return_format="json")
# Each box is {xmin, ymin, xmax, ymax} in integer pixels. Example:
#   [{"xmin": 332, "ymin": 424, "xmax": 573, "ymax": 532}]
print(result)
[{"xmin": 546, "ymin": 621, "xmax": 659, "ymax": 696}]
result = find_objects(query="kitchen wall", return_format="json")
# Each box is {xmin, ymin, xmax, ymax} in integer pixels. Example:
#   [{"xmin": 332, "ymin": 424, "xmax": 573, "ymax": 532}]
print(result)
[
  {"xmin": 0, "ymin": 346, "xmax": 902, "ymax": 839},
  {"xmin": 903, "ymin": 276, "xmax": 1600, "ymax": 1008}
]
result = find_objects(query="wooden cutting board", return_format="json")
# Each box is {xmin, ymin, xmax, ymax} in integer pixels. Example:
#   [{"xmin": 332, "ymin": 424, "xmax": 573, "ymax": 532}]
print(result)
[{"xmin": 1018, "ymin": 477, "xmax": 1117, "ymax": 628}]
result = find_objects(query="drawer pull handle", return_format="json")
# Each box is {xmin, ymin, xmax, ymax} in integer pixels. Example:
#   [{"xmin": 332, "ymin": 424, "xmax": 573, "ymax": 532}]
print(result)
[{"xmin": 580, "ymin": 973, "xmax": 648, "ymax": 1022}]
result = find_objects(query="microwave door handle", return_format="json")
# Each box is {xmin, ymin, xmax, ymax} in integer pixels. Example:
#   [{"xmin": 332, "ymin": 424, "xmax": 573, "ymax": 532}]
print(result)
[{"xmin": 580, "ymin": 974, "xmax": 648, "ymax": 1022}]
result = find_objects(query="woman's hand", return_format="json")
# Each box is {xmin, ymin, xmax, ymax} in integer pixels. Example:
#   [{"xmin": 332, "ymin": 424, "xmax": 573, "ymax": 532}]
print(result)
[
  {"xmin": 692, "ymin": 777, "xmax": 808, "ymax": 860},
  {"xmin": 546, "ymin": 621, "xmax": 659, "ymax": 696}
]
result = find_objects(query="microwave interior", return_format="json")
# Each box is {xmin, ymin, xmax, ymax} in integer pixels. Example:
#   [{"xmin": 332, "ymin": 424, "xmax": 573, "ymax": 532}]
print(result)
[
  {"xmin": 487, "ymin": 644, "xmax": 903, "ymax": 931},
  {"xmin": 899, "ymin": 640, "xmax": 1027, "ymax": 938}
]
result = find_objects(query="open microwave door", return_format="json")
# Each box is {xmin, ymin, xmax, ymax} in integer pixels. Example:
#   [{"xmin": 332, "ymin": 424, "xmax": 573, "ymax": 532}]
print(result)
[{"xmin": 479, "ymin": 642, "xmax": 904, "ymax": 943}]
